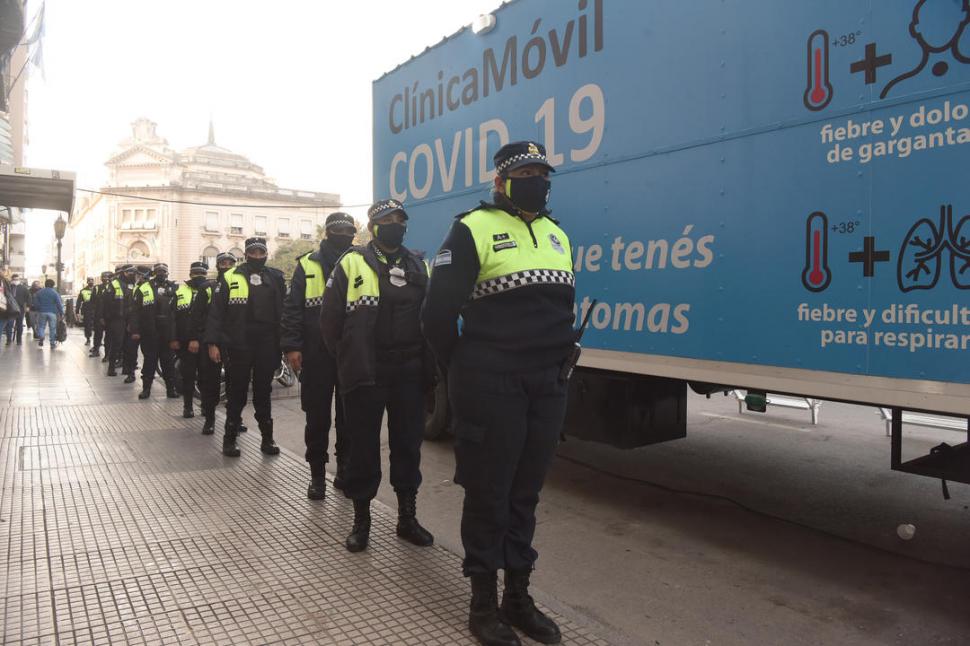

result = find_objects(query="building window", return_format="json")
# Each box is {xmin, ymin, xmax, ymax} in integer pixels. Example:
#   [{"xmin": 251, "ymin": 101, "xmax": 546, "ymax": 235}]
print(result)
[
  {"xmin": 300, "ymin": 219, "xmax": 313, "ymax": 240},
  {"xmin": 230, "ymin": 213, "xmax": 244, "ymax": 235},
  {"xmin": 229, "ymin": 247, "xmax": 245, "ymax": 260},
  {"xmin": 205, "ymin": 211, "xmax": 219, "ymax": 232},
  {"xmin": 255, "ymin": 215, "xmax": 267, "ymax": 236},
  {"xmin": 278, "ymin": 217, "xmax": 290, "ymax": 238},
  {"xmin": 122, "ymin": 209, "xmax": 133, "ymax": 229},
  {"xmin": 133, "ymin": 209, "xmax": 145, "ymax": 229},
  {"xmin": 202, "ymin": 245, "xmax": 219, "ymax": 269},
  {"xmin": 145, "ymin": 208, "xmax": 157, "ymax": 229}
]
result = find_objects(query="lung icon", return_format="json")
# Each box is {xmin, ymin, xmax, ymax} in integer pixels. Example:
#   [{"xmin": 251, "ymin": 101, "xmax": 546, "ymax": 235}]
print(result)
[
  {"xmin": 948, "ymin": 208, "xmax": 970, "ymax": 289},
  {"xmin": 898, "ymin": 211, "xmax": 944, "ymax": 292}
]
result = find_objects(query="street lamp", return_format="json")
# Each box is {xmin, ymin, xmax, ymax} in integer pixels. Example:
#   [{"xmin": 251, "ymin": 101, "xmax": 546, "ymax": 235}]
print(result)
[{"xmin": 53, "ymin": 215, "xmax": 67, "ymax": 292}]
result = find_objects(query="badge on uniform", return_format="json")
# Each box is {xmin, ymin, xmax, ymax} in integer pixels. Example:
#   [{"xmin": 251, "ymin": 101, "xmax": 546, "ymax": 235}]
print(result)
[
  {"xmin": 433, "ymin": 250, "xmax": 452, "ymax": 267},
  {"xmin": 389, "ymin": 266, "xmax": 407, "ymax": 287},
  {"xmin": 249, "ymin": 273, "xmax": 262, "ymax": 286},
  {"xmin": 549, "ymin": 233, "xmax": 565, "ymax": 254}
]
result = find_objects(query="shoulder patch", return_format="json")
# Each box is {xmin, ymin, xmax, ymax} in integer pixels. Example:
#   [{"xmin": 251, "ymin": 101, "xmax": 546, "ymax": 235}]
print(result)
[{"xmin": 433, "ymin": 249, "xmax": 453, "ymax": 267}]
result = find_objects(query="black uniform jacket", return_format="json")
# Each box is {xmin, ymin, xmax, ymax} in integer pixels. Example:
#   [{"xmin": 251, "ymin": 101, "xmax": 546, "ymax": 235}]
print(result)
[
  {"xmin": 281, "ymin": 241, "xmax": 342, "ymax": 359},
  {"xmin": 319, "ymin": 243, "xmax": 430, "ymax": 394},
  {"xmin": 204, "ymin": 263, "xmax": 286, "ymax": 348},
  {"xmin": 130, "ymin": 279, "xmax": 177, "ymax": 338},
  {"xmin": 420, "ymin": 194, "xmax": 576, "ymax": 373}
]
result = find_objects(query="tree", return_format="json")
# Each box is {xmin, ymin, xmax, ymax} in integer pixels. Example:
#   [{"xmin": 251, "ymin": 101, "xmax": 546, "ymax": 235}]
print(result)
[{"xmin": 270, "ymin": 239, "xmax": 315, "ymax": 278}]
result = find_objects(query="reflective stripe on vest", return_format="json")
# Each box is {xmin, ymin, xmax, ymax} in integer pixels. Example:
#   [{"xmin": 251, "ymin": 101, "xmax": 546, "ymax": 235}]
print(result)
[
  {"xmin": 175, "ymin": 284, "xmax": 195, "ymax": 311},
  {"xmin": 460, "ymin": 208, "xmax": 574, "ymax": 300},
  {"xmin": 298, "ymin": 254, "xmax": 326, "ymax": 308},
  {"xmin": 111, "ymin": 279, "xmax": 124, "ymax": 300},
  {"xmin": 138, "ymin": 282, "xmax": 155, "ymax": 305},
  {"xmin": 223, "ymin": 267, "xmax": 249, "ymax": 305},
  {"xmin": 79, "ymin": 288, "xmax": 93, "ymax": 302}
]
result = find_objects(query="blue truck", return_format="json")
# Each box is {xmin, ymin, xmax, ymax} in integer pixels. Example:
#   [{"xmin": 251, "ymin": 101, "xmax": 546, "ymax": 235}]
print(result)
[{"xmin": 372, "ymin": 0, "xmax": 970, "ymax": 485}]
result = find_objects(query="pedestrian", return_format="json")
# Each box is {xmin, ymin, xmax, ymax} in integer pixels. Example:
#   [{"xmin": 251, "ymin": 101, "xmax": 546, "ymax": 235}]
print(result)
[
  {"xmin": 205, "ymin": 238, "xmax": 285, "ymax": 457},
  {"xmin": 105, "ymin": 265, "xmax": 137, "ymax": 377},
  {"xmin": 27, "ymin": 280, "xmax": 41, "ymax": 336},
  {"xmin": 320, "ymin": 199, "xmax": 435, "ymax": 554},
  {"xmin": 421, "ymin": 141, "xmax": 574, "ymax": 646},
  {"xmin": 3, "ymin": 273, "xmax": 30, "ymax": 346},
  {"xmin": 173, "ymin": 261, "xmax": 221, "ymax": 433},
  {"xmin": 282, "ymin": 212, "xmax": 355, "ymax": 499},
  {"xmin": 130, "ymin": 263, "xmax": 179, "ymax": 400},
  {"xmin": 32, "ymin": 279, "xmax": 65, "ymax": 350},
  {"xmin": 90, "ymin": 271, "xmax": 111, "ymax": 358},
  {"xmin": 0, "ymin": 271, "xmax": 17, "ymax": 340},
  {"xmin": 76, "ymin": 277, "xmax": 96, "ymax": 346}
]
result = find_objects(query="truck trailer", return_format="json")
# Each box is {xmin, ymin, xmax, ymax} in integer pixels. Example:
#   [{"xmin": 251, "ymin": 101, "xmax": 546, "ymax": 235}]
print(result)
[{"xmin": 372, "ymin": 0, "xmax": 970, "ymax": 488}]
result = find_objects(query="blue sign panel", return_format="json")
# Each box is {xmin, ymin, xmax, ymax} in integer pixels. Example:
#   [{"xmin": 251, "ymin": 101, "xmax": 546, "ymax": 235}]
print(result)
[{"xmin": 373, "ymin": 0, "xmax": 970, "ymax": 385}]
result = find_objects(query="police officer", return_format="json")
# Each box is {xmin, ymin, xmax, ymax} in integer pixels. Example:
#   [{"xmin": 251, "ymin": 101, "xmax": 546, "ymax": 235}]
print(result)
[
  {"xmin": 205, "ymin": 238, "xmax": 285, "ymax": 457},
  {"xmin": 173, "ymin": 261, "xmax": 221, "ymax": 432},
  {"xmin": 131, "ymin": 263, "xmax": 179, "ymax": 400},
  {"xmin": 421, "ymin": 142, "xmax": 574, "ymax": 646},
  {"xmin": 105, "ymin": 264, "xmax": 137, "ymax": 377},
  {"xmin": 76, "ymin": 278, "xmax": 96, "ymax": 346},
  {"xmin": 320, "ymin": 199, "xmax": 434, "ymax": 554},
  {"xmin": 90, "ymin": 271, "xmax": 112, "ymax": 358},
  {"xmin": 213, "ymin": 252, "xmax": 247, "ymax": 435},
  {"xmin": 282, "ymin": 212, "xmax": 355, "ymax": 499},
  {"xmin": 123, "ymin": 266, "xmax": 152, "ymax": 383}
]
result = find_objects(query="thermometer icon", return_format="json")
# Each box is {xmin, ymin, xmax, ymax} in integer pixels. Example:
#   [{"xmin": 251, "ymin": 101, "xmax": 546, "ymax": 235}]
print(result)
[
  {"xmin": 804, "ymin": 30, "xmax": 833, "ymax": 111},
  {"xmin": 802, "ymin": 211, "xmax": 832, "ymax": 292}
]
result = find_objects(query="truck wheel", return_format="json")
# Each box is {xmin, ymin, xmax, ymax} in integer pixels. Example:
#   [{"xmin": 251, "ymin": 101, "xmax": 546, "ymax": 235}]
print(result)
[{"xmin": 424, "ymin": 377, "xmax": 450, "ymax": 441}]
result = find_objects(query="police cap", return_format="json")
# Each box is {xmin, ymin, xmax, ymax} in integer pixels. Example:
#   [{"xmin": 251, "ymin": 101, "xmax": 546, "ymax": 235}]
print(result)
[
  {"xmin": 368, "ymin": 199, "xmax": 407, "ymax": 222},
  {"xmin": 493, "ymin": 141, "xmax": 556, "ymax": 176},
  {"xmin": 245, "ymin": 237, "xmax": 267, "ymax": 252},
  {"xmin": 189, "ymin": 261, "xmax": 208, "ymax": 276},
  {"xmin": 326, "ymin": 211, "xmax": 357, "ymax": 231}
]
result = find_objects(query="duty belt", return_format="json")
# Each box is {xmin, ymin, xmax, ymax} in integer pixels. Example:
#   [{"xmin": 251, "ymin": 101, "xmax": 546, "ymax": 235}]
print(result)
[{"xmin": 377, "ymin": 346, "xmax": 423, "ymax": 363}]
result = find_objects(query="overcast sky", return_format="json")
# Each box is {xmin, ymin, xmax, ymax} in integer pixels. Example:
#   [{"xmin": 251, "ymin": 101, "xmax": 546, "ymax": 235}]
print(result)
[{"xmin": 22, "ymin": 0, "xmax": 502, "ymax": 272}]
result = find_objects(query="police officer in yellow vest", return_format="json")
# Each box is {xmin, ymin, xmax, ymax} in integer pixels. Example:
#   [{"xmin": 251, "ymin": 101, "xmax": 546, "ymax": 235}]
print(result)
[
  {"xmin": 205, "ymin": 237, "xmax": 286, "ymax": 457},
  {"xmin": 172, "ymin": 261, "xmax": 220, "ymax": 429},
  {"xmin": 75, "ymin": 277, "xmax": 96, "ymax": 346},
  {"xmin": 282, "ymin": 212, "xmax": 356, "ymax": 500},
  {"xmin": 320, "ymin": 199, "xmax": 435, "ymax": 554},
  {"xmin": 130, "ymin": 262, "xmax": 179, "ymax": 400},
  {"xmin": 422, "ymin": 142, "xmax": 575, "ymax": 646},
  {"xmin": 90, "ymin": 271, "xmax": 112, "ymax": 358},
  {"xmin": 105, "ymin": 264, "xmax": 137, "ymax": 377}
]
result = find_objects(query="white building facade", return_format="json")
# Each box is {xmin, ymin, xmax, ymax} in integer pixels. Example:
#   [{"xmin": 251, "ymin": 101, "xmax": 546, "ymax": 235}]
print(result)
[{"xmin": 70, "ymin": 118, "xmax": 340, "ymax": 282}]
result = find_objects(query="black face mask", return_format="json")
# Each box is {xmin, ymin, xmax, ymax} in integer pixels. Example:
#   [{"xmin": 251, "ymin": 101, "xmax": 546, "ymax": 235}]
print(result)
[
  {"xmin": 217, "ymin": 265, "xmax": 231, "ymax": 277},
  {"xmin": 246, "ymin": 257, "xmax": 267, "ymax": 271},
  {"xmin": 327, "ymin": 234, "xmax": 354, "ymax": 253},
  {"xmin": 374, "ymin": 223, "xmax": 407, "ymax": 249},
  {"xmin": 155, "ymin": 273, "xmax": 168, "ymax": 283},
  {"xmin": 189, "ymin": 276, "xmax": 207, "ymax": 288},
  {"xmin": 505, "ymin": 175, "xmax": 551, "ymax": 214}
]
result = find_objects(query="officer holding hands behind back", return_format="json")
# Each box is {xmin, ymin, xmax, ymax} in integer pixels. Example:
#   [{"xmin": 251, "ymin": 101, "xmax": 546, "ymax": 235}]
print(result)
[{"xmin": 421, "ymin": 142, "xmax": 575, "ymax": 646}]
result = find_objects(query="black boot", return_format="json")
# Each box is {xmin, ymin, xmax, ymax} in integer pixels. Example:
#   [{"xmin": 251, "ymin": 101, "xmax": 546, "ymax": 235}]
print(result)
[
  {"xmin": 107, "ymin": 365, "xmax": 117, "ymax": 376},
  {"xmin": 124, "ymin": 373, "xmax": 136, "ymax": 384},
  {"xmin": 238, "ymin": 423, "xmax": 248, "ymax": 433},
  {"xmin": 88, "ymin": 347, "xmax": 98, "ymax": 357},
  {"xmin": 166, "ymin": 386, "xmax": 179, "ymax": 399},
  {"xmin": 138, "ymin": 380, "xmax": 152, "ymax": 400},
  {"xmin": 201, "ymin": 416, "xmax": 215, "ymax": 435},
  {"xmin": 396, "ymin": 491, "xmax": 434, "ymax": 547},
  {"xmin": 307, "ymin": 462, "xmax": 327, "ymax": 500},
  {"xmin": 500, "ymin": 569, "xmax": 561, "ymax": 644},
  {"xmin": 258, "ymin": 419, "xmax": 280, "ymax": 455},
  {"xmin": 345, "ymin": 499, "xmax": 371, "ymax": 553},
  {"xmin": 222, "ymin": 421, "xmax": 241, "ymax": 457},
  {"xmin": 182, "ymin": 394, "xmax": 194, "ymax": 418},
  {"xmin": 469, "ymin": 573, "xmax": 520, "ymax": 646}
]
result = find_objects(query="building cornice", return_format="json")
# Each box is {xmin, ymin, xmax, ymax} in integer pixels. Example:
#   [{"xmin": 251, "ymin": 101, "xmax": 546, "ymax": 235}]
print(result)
[{"xmin": 98, "ymin": 183, "xmax": 340, "ymax": 207}]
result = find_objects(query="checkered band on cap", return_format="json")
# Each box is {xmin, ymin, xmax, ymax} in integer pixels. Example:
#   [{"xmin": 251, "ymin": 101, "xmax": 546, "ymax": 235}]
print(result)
[
  {"xmin": 326, "ymin": 212, "xmax": 356, "ymax": 229},
  {"xmin": 216, "ymin": 252, "xmax": 236, "ymax": 263},
  {"xmin": 496, "ymin": 152, "xmax": 551, "ymax": 175},
  {"xmin": 245, "ymin": 237, "xmax": 267, "ymax": 251},
  {"xmin": 346, "ymin": 295, "xmax": 379, "ymax": 312},
  {"xmin": 471, "ymin": 269, "xmax": 574, "ymax": 300},
  {"xmin": 305, "ymin": 296, "xmax": 324, "ymax": 308},
  {"xmin": 228, "ymin": 297, "xmax": 247, "ymax": 305},
  {"xmin": 368, "ymin": 199, "xmax": 406, "ymax": 221}
]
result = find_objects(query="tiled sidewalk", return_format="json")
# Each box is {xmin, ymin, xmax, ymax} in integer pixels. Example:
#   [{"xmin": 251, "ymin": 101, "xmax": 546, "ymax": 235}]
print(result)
[{"xmin": 0, "ymin": 337, "xmax": 612, "ymax": 645}]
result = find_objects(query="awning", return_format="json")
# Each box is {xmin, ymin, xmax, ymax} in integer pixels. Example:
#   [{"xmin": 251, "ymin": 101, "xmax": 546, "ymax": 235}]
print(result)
[{"xmin": 0, "ymin": 163, "xmax": 76, "ymax": 215}]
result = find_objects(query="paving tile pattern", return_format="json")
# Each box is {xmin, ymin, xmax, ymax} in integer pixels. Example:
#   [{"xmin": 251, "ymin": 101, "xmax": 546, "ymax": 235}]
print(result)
[{"xmin": 0, "ymin": 397, "xmax": 612, "ymax": 645}]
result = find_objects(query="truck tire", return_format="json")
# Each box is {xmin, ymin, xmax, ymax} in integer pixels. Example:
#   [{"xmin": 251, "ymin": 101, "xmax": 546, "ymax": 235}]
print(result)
[{"xmin": 424, "ymin": 377, "xmax": 450, "ymax": 440}]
